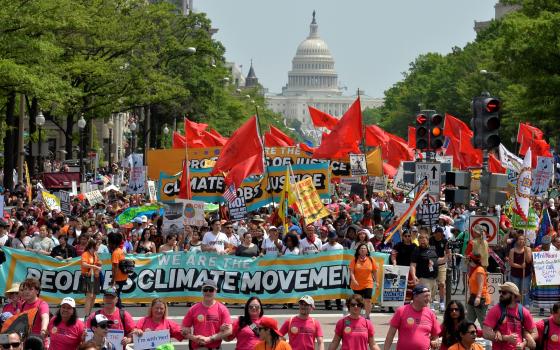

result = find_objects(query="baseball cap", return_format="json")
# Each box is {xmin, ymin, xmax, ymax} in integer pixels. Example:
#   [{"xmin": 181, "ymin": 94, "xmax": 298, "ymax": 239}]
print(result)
[
  {"xmin": 259, "ymin": 317, "xmax": 282, "ymax": 336},
  {"xmin": 412, "ymin": 285, "xmax": 430, "ymax": 297},
  {"xmin": 299, "ymin": 295, "xmax": 315, "ymax": 308},
  {"xmin": 434, "ymin": 226, "xmax": 444, "ymax": 234},
  {"xmin": 104, "ymin": 287, "xmax": 118, "ymax": 297},
  {"xmin": 201, "ymin": 279, "xmax": 218, "ymax": 290},
  {"xmin": 327, "ymin": 231, "xmax": 337, "ymax": 239},
  {"xmin": 268, "ymin": 225, "xmax": 278, "ymax": 231},
  {"xmin": 141, "ymin": 215, "xmax": 148, "ymax": 223},
  {"xmin": 60, "ymin": 297, "xmax": 76, "ymax": 308},
  {"xmin": 0, "ymin": 219, "xmax": 9, "ymax": 228},
  {"xmin": 91, "ymin": 314, "xmax": 115, "ymax": 327}
]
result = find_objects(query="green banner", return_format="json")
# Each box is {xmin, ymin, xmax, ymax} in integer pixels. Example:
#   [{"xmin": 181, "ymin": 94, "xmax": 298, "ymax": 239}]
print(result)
[
  {"xmin": 0, "ymin": 248, "xmax": 388, "ymax": 304},
  {"xmin": 511, "ymin": 207, "xmax": 539, "ymax": 230},
  {"xmin": 115, "ymin": 204, "xmax": 164, "ymax": 225}
]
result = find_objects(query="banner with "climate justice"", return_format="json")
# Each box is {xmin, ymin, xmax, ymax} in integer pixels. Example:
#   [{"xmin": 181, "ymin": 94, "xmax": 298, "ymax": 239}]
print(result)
[
  {"xmin": 0, "ymin": 248, "xmax": 389, "ymax": 304},
  {"xmin": 158, "ymin": 163, "xmax": 330, "ymax": 211}
]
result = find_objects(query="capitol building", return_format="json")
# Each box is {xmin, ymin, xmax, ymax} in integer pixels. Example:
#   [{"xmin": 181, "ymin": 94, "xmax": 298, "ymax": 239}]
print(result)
[{"xmin": 266, "ymin": 12, "xmax": 383, "ymax": 133}]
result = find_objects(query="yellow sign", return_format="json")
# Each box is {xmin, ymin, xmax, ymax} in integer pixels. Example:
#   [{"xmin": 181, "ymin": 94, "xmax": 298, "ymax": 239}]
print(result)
[
  {"xmin": 294, "ymin": 177, "xmax": 331, "ymax": 225},
  {"xmin": 42, "ymin": 191, "xmax": 61, "ymax": 211},
  {"xmin": 366, "ymin": 148, "xmax": 383, "ymax": 177}
]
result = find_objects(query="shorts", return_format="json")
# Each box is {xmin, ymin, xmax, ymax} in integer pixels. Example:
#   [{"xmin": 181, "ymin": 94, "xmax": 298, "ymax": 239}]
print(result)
[
  {"xmin": 437, "ymin": 264, "xmax": 447, "ymax": 284},
  {"xmin": 418, "ymin": 278, "xmax": 438, "ymax": 297},
  {"xmin": 352, "ymin": 288, "xmax": 373, "ymax": 299},
  {"xmin": 83, "ymin": 275, "xmax": 101, "ymax": 295}
]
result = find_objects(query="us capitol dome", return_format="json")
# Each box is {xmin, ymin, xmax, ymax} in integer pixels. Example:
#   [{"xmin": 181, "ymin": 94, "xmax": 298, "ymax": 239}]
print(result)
[{"xmin": 266, "ymin": 11, "xmax": 383, "ymax": 134}]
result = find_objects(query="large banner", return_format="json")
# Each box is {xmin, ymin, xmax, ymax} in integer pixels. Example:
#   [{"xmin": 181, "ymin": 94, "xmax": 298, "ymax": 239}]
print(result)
[
  {"xmin": 158, "ymin": 163, "xmax": 330, "ymax": 211},
  {"xmin": 146, "ymin": 147, "xmax": 351, "ymax": 180},
  {"xmin": 0, "ymin": 248, "xmax": 388, "ymax": 304}
]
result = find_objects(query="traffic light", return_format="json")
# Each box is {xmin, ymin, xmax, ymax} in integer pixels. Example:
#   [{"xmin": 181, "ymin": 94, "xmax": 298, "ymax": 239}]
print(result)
[
  {"xmin": 415, "ymin": 114, "xmax": 429, "ymax": 150},
  {"xmin": 479, "ymin": 172, "xmax": 508, "ymax": 206},
  {"xmin": 430, "ymin": 113, "xmax": 444, "ymax": 149},
  {"xmin": 443, "ymin": 171, "xmax": 471, "ymax": 204},
  {"xmin": 471, "ymin": 96, "xmax": 501, "ymax": 149}
]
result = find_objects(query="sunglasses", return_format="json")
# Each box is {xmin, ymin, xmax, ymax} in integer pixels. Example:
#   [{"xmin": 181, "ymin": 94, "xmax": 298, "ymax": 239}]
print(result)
[
  {"xmin": 449, "ymin": 308, "xmax": 460, "ymax": 312},
  {"xmin": 1, "ymin": 343, "xmax": 20, "ymax": 349},
  {"xmin": 348, "ymin": 303, "xmax": 364, "ymax": 308},
  {"xmin": 97, "ymin": 323, "xmax": 109, "ymax": 329},
  {"xmin": 203, "ymin": 287, "xmax": 216, "ymax": 293},
  {"xmin": 248, "ymin": 305, "xmax": 261, "ymax": 310}
]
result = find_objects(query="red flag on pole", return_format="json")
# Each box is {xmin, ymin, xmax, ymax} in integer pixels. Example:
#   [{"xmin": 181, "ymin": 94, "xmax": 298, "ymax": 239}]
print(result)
[
  {"xmin": 408, "ymin": 126, "xmax": 416, "ymax": 148},
  {"xmin": 308, "ymin": 106, "xmax": 339, "ymax": 130},
  {"xmin": 178, "ymin": 159, "xmax": 192, "ymax": 199}
]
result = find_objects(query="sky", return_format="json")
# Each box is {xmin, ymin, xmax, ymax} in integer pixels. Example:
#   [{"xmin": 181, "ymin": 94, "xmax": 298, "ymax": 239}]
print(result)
[{"xmin": 195, "ymin": 0, "xmax": 496, "ymax": 98}]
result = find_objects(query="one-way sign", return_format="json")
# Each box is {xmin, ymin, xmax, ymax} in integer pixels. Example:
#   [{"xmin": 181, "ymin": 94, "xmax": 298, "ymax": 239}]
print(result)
[{"xmin": 415, "ymin": 162, "xmax": 441, "ymax": 200}]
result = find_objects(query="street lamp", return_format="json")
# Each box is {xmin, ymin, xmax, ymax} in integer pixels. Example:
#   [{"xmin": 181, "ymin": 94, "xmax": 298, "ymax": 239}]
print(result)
[
  {"xmin": 129, "ymin": 121, "xmax": 137, "ymax": 155},
  {"xmin": 107, "ymin": 117, "xmax": 114, "ymax": 171},
  {"xmin": 186, "ymin": 47, "xmax": 197, "ymax": 54},
  {"xmin": 77, "ymin": 115, "xmax": 86, "ymax": 182},
  {"xmin": 163, "ymin": 123, "xmax": 170, "ymax": 148},
  {"xmin": 35, "ymin": 111, "xmax": 45, "ymax": 173}
]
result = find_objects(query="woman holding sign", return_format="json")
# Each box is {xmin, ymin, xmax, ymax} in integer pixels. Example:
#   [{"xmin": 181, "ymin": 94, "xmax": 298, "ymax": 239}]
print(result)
[{"xmin": 132, "ymin": 298, "xmax": 184, "ymax": 341}]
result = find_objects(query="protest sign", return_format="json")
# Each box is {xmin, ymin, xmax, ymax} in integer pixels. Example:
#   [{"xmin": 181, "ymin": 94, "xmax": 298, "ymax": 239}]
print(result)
[
  {"xmin": 416, "ymin": 203, "xmax": 440, "ymax": 227},
  {"xmin": 532, "ymin": 156, "xmax": 554, "ymax": 197},
  {"xmin": 42, "ymin": 191, "xmax": 61, "ymax": 211},
  {"xmin": 178, "ymin": 199, "xmax": 206, "ymax": 227},
  {"xmin": 162, "ymin": 202, "xmax": 184, "ymax": 235},
  {"xmin": 381, "ymin": 265, "xmax": 409, "ymax": 307},
  {"xmin": 487, "ymin": 273, "xmax": 503, "ymax": 306},
  {"xmin": 0, "ymin": 247, "xmax": 389, "ymax": 304},
  {"xmin": 84, "ymin": 190, "xmax": 103, "ymax": 206},
  {"xmin": 393, "ymin": 166, "xmax": 415, "ymax": 193},
  {"xmin": 133, "ymin": 330, "xmax": 171, "ymax": 350},
  {"xmin": 295, "ymin": 177, "xmax": 331, "ymax": 225},
  {"xmin": 71, "ymin": 181, "xmax": 77, "ymax": 195},
  {"xmin": 532, "ymin": 251, "xmax": 560, "ymax": 286},
  {"xmin": 510, "ymin": 208, "xmax": 539, "ymax": 230},
  {"xmin": 228, "ymin": 195, "xmax": 248, "ymax": 221},
  {"xmin": 58, "ymin": 191, "xmax": 72, "ymax": 216},
  {"xmin": 115, "ymin": 204, "xmax": 164, "ymax": 225},
  {"xmin": 128, "ymin": 162, "xmax": 146, "ymax": 195},
  {"xmin": 86, "ymin": 329, "xmax": 124, "ymax": 350},
  {"xmin": 340, "ymin": 177, "xmax": 361, "ymax": 184},
  {"xmin": 368, "ymin": 176, "xmax": 387, "ymax": 193},
  {"xmin": 392, "ymin": 202, "xmax": 409, "ymax": 220},
  {"xmin": 147, "ymin": 180, "xmax": 157, "ymax": 202},
  {"xmin": 349, "ymin": 153, "xmax": 367, "ymax": 176}
]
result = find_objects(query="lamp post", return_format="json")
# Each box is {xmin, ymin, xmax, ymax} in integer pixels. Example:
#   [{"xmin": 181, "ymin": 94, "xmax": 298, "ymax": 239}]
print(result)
[
  {"xmin": 77, "ymin": 115, "xmax": 87, "ymax": 182},
  {"xmin": 35, "ymin": 111, "xmax": 45, "ymax": 174},
  {"xmin": 107, "ymin": 118, "xmax": 114, "ymax": 172},
  {"xmin": 163, "ymin": 123, "xmax": 169, "ymax": 148},
  {"xmin": 129, "ymin": 121, "xmax": 137, "ymax": 155}
]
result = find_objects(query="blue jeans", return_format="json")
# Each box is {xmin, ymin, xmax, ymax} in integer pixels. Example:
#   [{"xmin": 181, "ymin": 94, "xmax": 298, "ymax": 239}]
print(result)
[{"xmin": 510, "ymin": 274, "xmax": 532, "ymax": 307}]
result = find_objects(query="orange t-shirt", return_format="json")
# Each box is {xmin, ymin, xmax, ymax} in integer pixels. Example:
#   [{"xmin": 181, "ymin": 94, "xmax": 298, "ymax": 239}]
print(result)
[
  {"xmin": 254, "ymin": 340, "xmax": 292, "ymax": 350},
  {"xmin": 468, "ymin": 266, "xmax": 490, "ymax": 304},
  {"xmin": 81, "ymin": 251, "xmax": 100, "ymax": 277},
  {"xmin": 349, "ymin": 257, "xmax": 377, "ymax": 290},
  {"xmin": 112, "ymin": 247, "xmax": 128, "ymax": 282}
]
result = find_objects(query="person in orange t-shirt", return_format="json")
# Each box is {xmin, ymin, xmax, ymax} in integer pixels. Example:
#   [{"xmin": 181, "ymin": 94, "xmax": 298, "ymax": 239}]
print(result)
[
  {"xmin": 466, "ymin": 254, "xmax": 490, "ymax": 327},
  {"xmin": 108, "ymin": 232, "xmax": 128, "ymax": 309},
  {"xmin": 81, "ymin": 239, "xmax": 102, "ymax": 316},
  {"xmin": 255, "ymin": 317, "xmax": 292, "ymax": 350},
  {"xmin": 349, "ymin": 243, "xmax": 378, "ymax": 319}
]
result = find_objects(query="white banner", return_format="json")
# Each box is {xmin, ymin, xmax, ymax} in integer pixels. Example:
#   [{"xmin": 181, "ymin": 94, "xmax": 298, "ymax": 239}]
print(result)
[
  {"xmin": 147, "ymin": 180, "xmax": 157, "ymax": 203},
  {"xmin": 133, "ymin": 329, "xmax": 171, "ymax": 350},
  {"xmin": 128, "ymin": 165, "xmax": 146, "ymax": 194},
  {"xmin": 532, "ymin": 156, "xmax": 554, "ymax": 198},
  {"xmin": 381, "ymin": 265, "xmax": 409, "ymax": 307},
  {"xmin": 533, "ymin": 251, "xmax": 560, "ymax": 286}
]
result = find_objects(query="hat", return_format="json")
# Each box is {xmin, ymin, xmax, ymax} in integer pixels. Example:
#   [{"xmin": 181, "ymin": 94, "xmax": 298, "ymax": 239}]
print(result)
[
  {"xmin": 434, "ymin": 226, "xmax": 444, "ymax": 234},
  {"xmin": 268, "ymin": 225, "xmax": 278, "ymax": 231},
  {"xmin": 60, "ymin": 297, "xmax": 76, "ymax": 308},
  {"xmin": 201, "ymin": 279, "xmax": 218, "ymax": 290},
  {"xmin": 0, "ymin": 219, "xmax": 9, "ymax": 228},
  {"xmin": 133, "ymin": 217, "xmax": 143, "ymax": 224},
  {"xmin": 251, "ymin": 215, "xmax": 265, "ymax": 223},
  {"xmin": 259, "ymin": 317, "xmax": 282, "ymax": 336},
  {"xmin": 328, "ymin": 231, "xmax": 337, "ymax": 239},
  {"xmin": 472, "ymin": 224, "xmax": 485, "ymax": 234},
  {"xmin": 439, "ymin": 214, "xmax": 454, "ymax": 225},
  {"xmin": 91, "ymin": 314, "xmax": 115, "ymax": 327},
  {"xmin": 499, "ymin": 282, "xmax": 520, "ymax": 296},
  {"xmin": 412, "ymin": 285, "xmax": 430, "ymax": 297},
  {"xmin": 299, "ymin": 295, "xmax": 315, "ymax": 308},
  {"xmin": 141, "ymin": 215, "xmax": 148, "ymax": 223},
  {"xmin": 104, "ymin": 287, "xmax": 118, "ymax": 297},
  {"xmin": 374, "ymin": 224, "xmax": 384, "ymax": 231},
  {"xmin": 5, "ymin": 283, "xmax": 20, "ymax": 295},
  {"xmin": 542, "ymin": 235, "xmax": 552, "ymax": 245},
  {"xmin": 468, "ymin": 253, "xmax": 481, "ymax": 263}
]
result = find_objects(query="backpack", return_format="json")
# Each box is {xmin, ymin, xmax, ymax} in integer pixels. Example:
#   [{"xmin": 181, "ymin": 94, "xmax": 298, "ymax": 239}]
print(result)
[
  {"xmin": 535, "ymin": 319, "xmax": 549, "ymax": 350},
  {"xmin": 95, "ymin": 309, "xmax": 127, "ymax": 331},
  {"xmin": 118, "ymin": 259, "xmax": 135, "ymax": 274},
  {"xmin": 494, "ymin": 303, "xmax": 524, "ymax": 330}
]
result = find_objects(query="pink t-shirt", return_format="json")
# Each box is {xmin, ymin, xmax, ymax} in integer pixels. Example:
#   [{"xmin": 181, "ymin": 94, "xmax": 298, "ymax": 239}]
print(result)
[
  {"xmin": 136, "ymin": 317, "xmax": 184, "ymax": 341},
  {"xmin": 389, "ymin": 304, "xmax": 441, "ymax": 350},
  {"xmin": 536, "ymin": 317, "xmax": 560, "ymax": 350},
  {"xmin": 21, "ymin": 298, "xmax": 50, "ymax": 335},
  {"xmin": 48, "ymin": 318, "xmax": 85, "ymax": 350},
  {"xmin": 334, "ymin": 316, "xmax": 374, "ymax": 350},
  {"xmin": 230, "ymin": 317, "xmax": 261, "ymax": 350},
  {"xmin": 182, "ymin": 302, "xmax": 232, "ymax": 349},
  {"xmin": 483, "ymin": 304, "xmax": 535, "ymax": 350},
  {"xmin": 280, "ymin": 316, "xmax": 323, "ymax": 350},
  {"xmin": 2, "ymin": 302, "xmax": 20, "ymax": 315},
  {"xmin": 85, "ymin": 308, "xmax": 135, "ymax": 335}
]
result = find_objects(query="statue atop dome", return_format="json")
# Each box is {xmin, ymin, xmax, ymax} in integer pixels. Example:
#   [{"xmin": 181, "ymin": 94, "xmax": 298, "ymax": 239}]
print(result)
[{"xmin": 312, "ymin": 10, "xmax": 316, "ymax": 24}]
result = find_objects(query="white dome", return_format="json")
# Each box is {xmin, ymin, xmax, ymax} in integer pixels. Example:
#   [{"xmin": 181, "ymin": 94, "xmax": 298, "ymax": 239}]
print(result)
[{"xmin": 296, "ymin": 38, "xmax": 332, "ymax": 57}]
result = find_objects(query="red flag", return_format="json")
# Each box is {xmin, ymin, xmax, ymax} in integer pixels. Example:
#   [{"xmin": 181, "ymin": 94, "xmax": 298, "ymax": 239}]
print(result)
[
  {"xmin": 383, "ymin": 134, "xmax": 414, "ymax": 168},
  {"xmin": 298, "ymin": 143, "xmax": 316, "ymax": 154},
  {"xmin": 517, "ymin": 123, "xmax": 550, "ymax": 159},
  {"xmin": 308, "ymin": 106, "xmax": 339, "ymax": 130},
  {"xmin": 269, "ymin": 126, "xmax": 295, "ymax": 146},
  {"xmin": 178, "ymin": 159, "xmax": 192, "ymax": 199},
  {"xmin": 408, "ymin": 126, "xmax": 416, "ymax": 148},
  {"xmin": 201, "ymin": 130, "xmax": 227, "ymax": 147},
  {"xmin": 517, "ymin": 123, "xmax": 544, "ymax": 144},
  {"xmin": 210, "ymin": 116, "xmax": 264, "ymax": 188},
  {"xmin": 459, "ymin": 129, "xmax": 483, "ymax": 167},
  {"xmin": 382, "ymin": 162, "xmax": 397, "ymax": 178},
  {"xmin": 444, "ymin": 113, "xmax": 472, "ymax": 141},
  {"xmin": 365, "ymin": 125, "xmax": 389, "ymax": 147},
  {"xmin": 312, "ymin": 98, "xmax": 362, "ymax": 159},
  {"xmin": 172, "ymin": 132, "xmax": 186, "ymax": 148},
  {"xmin": 264, "ymin": 132, "xmax": 292, "ymax": 147},
  {"xmin": 184, "ymin": 119, "xmax": 208, "ymax": 139},
  {"xmin": 489, "ymin": 154, "xmax": 506, "ymax": 173},
  {"xmin": 207, "ymin": 129, "xmax": 228, "ymax": 145}
]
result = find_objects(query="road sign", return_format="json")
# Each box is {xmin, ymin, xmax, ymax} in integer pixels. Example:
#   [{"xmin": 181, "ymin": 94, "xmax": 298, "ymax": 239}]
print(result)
[
  {"xmin": 469, "ymin": 215, "xmax": 499, "ymax": 246},
  {"xmin": 415, "ymin": 162, "xmax": 441, "ymax": 200}
]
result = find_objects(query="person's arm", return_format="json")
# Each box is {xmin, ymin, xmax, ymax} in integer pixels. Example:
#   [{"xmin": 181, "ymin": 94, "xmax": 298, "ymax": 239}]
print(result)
[
  {"xmin": 328, "ymin": 335, "xmax": 341, "ymax": 350},
  {"xmin": 525, "ymin": 247, "xmax": 533, "ymax": 264},
  {"xmin": 410, "ymin": 262, "xmax": 418, "ymax": 284},
  {"xmin": 383, "ymin": 326, "xmax": 397, "ymax": 350},
  {"xmin": 391, "ymin": 248, "xmax": 398, "ymax": 265},
  {"xmin": 369, "ymin": 336, "xmax": 380, "ymax": 350},
  {"xmin": 474, "ymin": 271, "xmax": 484, "ymax": 306},
  {"xmin": 349, "ymin": 266, "xmax": 358, "ymax": 286},
  {"xmin": 317, "ymin": 336, "xmax": 325, "ymax": 350},
  {"xmin": 150, "ymin": 242, "xmax": 156, "ymax": 253}
]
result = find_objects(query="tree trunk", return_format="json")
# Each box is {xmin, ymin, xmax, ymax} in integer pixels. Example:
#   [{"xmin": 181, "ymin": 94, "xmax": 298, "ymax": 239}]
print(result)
[
  {"xmin": 26, "ymin": 97, "xmax": 38, "ymax": 173},
  {"xmin": 3, "ymin": 92, "xmax": 16, "ymax": 189},
  {"xmin": 65, "ymin": 113, "xmax": 74, "ymax": 160}
]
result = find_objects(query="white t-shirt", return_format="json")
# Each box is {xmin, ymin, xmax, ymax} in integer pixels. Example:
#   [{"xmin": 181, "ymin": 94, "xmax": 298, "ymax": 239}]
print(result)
[
  {"xmin": 300, "ymin": 237, "xmax": 321, "ymax": 255},
  {"xmin": 321, "ymin": 242, "xmax": 343, "ymax": 251},
  {"xmin": 202, "ymin": 231, "xmax": 229, "ymax": 253},
  {"xmin": 0, "ymin": 234, "xmax": 9, "ymax": 247},
  {"xmin": 282, "ymin": 246, "xmax": 300, "ymax": 255},
  {"xmin": 262, "ymin": 238, "xmax": 283, "ymax": 257},
  {"xmin": 227, "ymin": 234, "xmax": 241, "ymax": 248}
]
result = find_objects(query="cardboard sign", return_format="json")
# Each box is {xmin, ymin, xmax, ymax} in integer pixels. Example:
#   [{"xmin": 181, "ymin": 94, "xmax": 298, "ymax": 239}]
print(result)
[
  {"xmin": 162, "ymin": 202, "xmax": 184, "ymax": 235},
  {"xmin": 381, "ymin": 265, "xmax": 410, "ymax": 307},
  {"xmin": 416, "ymin": 203, "xmax": 440, "ymax": 227},
  {"xmin": 228, "ymin": 195, "xmax": 248, "ymax": 221},
  {"xmin": 532, "ymin": 156, "xmax": 554, "ymax": 198},
  {"xmin": 147, "ymin": 180, "xmax": 157, "ymax": 202},
  {"xmin": 415, "ymin": 162, "xmax": 441, "ymax": 200},
  {"xmin": 368, "ymin": 176, "xmax": 387, "ymax": 193},
  {"xmin": 128, "ymin": 164, "xmax": 146, "ymax": 194},
  {"xmin": 86, "ymin": 329, "xmax": 124, "ymax": 350},
  {"xmin": 487, "ymin": 273, "xmax": 503, "ymax": 306},
  {"xmin": 84, "ymin": 190, "xmax": 104, "ymax": 206},
  {"xmin": 58, "ymin": 191, "xmax": 72, "ymax": 216},
  {"xmin": 179, "ymin": 199, "xmax": 206, "ymax": 227},
  {"xmin": 350, "ymin": 153, "xmax": 367, "ymax": 176},
  {"xmin": 533, "ymin": 251, "xmax": 560, "ymax": 286},
  {"xmin": 133, "ymin": 329, "xmax": 171, "ymax": 350}
]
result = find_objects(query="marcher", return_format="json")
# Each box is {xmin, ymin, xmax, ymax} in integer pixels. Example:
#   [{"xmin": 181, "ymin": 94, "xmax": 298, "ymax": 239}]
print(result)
[
  {"xmin": 447, "ymin": 321, "xmax": 484, "ymax": 350},
  {"xmin": 255, "ymin": 317, "xmax": 292, "ymax": 350},
  {"xmin": 384, "ymin": 285, "xmax": 442, "ymax": 350},
  {"xmin": 280, "ymin": 296, "xmax": 324, "ymax": 350},
  {"xmin": 300, "ymin": 224, "xmax": 321, "ymax": 255},
  {"xmin": 81, "ymin": 239, "xmax": 102, "ymax": 317},
  {"xmin": 47, "ymin": 297, "xmax": 85, "ymax": 350},
  {"xmin": 201, "ymin": 219, "xmax": 229, "ymax": 254},
  {"xmin": 328, "ymin": 294, "xmax": 379, "ymax": 350},
  {"xmin": 430, "ymin": 226, "xmax": 450, "ymax": 312},
  {"xmin": 133, "ymin": 298, "xmax": 184, "ymax": 341},
  {"xmin": 181, "ymin": 279, "xmax": 232, "ymax": 349},
  {"xmin": 89, "ymin": 314, "xmax": 117, "ymax": 350},
  {"xmin": 440, "ymin": 301, "xmax": 467, "ymax": 350},
  {"xmin": 349, "ymin": 243, "xmax": 378, "ymax": 319},
  {"xmin": 2, "ymin": 283, "xmax": 21, "ymax": 315},
  {"xmin": 261, "ymin": 226, "xmax": 284, "ymax": 257},
  {"xmin": 20, "ymin": 278, "xmax": 50, "ymax": 339},
  {"xmin": 410, "ymin": 230, "xmax": 440, "ymax": 310},
  {"xmin": 466, "ymin": 254, "xmax": 490, "ymax": 327},
  {"xmin": 508, "ymin": 234, "xmax": 533, "ymax": 308},
  {"xmin": 108, "ymin": 232, "xmax": 128, "ymax": 309},
  {"xmin": 0, "ymin": 332, "xmax": 22, "ymax": 350},
  {"xmin": 535, "ymin": 302, "xmax": 560, "ymax": 350},
  {"xmin": 227, "ymin": 297, "xmax": 264, "ymax": 350}
]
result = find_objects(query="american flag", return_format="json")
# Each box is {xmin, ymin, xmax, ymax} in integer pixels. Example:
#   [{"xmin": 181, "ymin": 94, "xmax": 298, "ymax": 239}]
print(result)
[{"xmin": 223, "ymin": 184, "xmax": 238, "ymax": 203}]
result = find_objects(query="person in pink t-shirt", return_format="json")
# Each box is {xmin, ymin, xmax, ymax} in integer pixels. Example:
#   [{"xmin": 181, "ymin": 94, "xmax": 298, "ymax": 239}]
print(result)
[
  {"xmin": 132, "ymin": 298, "xmax": 183, "ymax": 341},
  {"xmin": 48, "ymin": 297, "xmax": 85, "ymax": 350},
  {"xmin": 384, "ymin": 285, "xmax": 441, "ymax": 350},
  {"xmin": 482, "ymin": 282, "xmax": 537, "ymax": 350},
  {"xmin": 181, "ymin": 279, "xmax": 232, "ymax": 350},
  {"xmin": 20, "ymin": 278, "xmax": 50, "ymax": 339},
  {"xmin": 280, "ymin": 295, "xmax": 324, "ymax": 350},
  {"xmin": 536, "ymin": 302, "xmax": 560, "ymax": 350},
  {"xmin": 227, "ymin": 296, "xmax": 263, "ymax": 350},
  {"xmin": 328, "ymin": 294, "xmax": 378, "ymax": 350}
]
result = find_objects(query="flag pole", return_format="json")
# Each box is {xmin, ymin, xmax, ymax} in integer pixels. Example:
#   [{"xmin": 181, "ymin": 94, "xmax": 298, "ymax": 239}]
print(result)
[
  {"xmin": 253, "ymin": 106, "xmax": 275, "ymax": 205},
  {"xmin": 515, "ymin": 122, "xmax": 521, "ymax": 155},
  {"xmin": 184, "ymin": 116, "xmax": 192, "ymax": 199}
]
